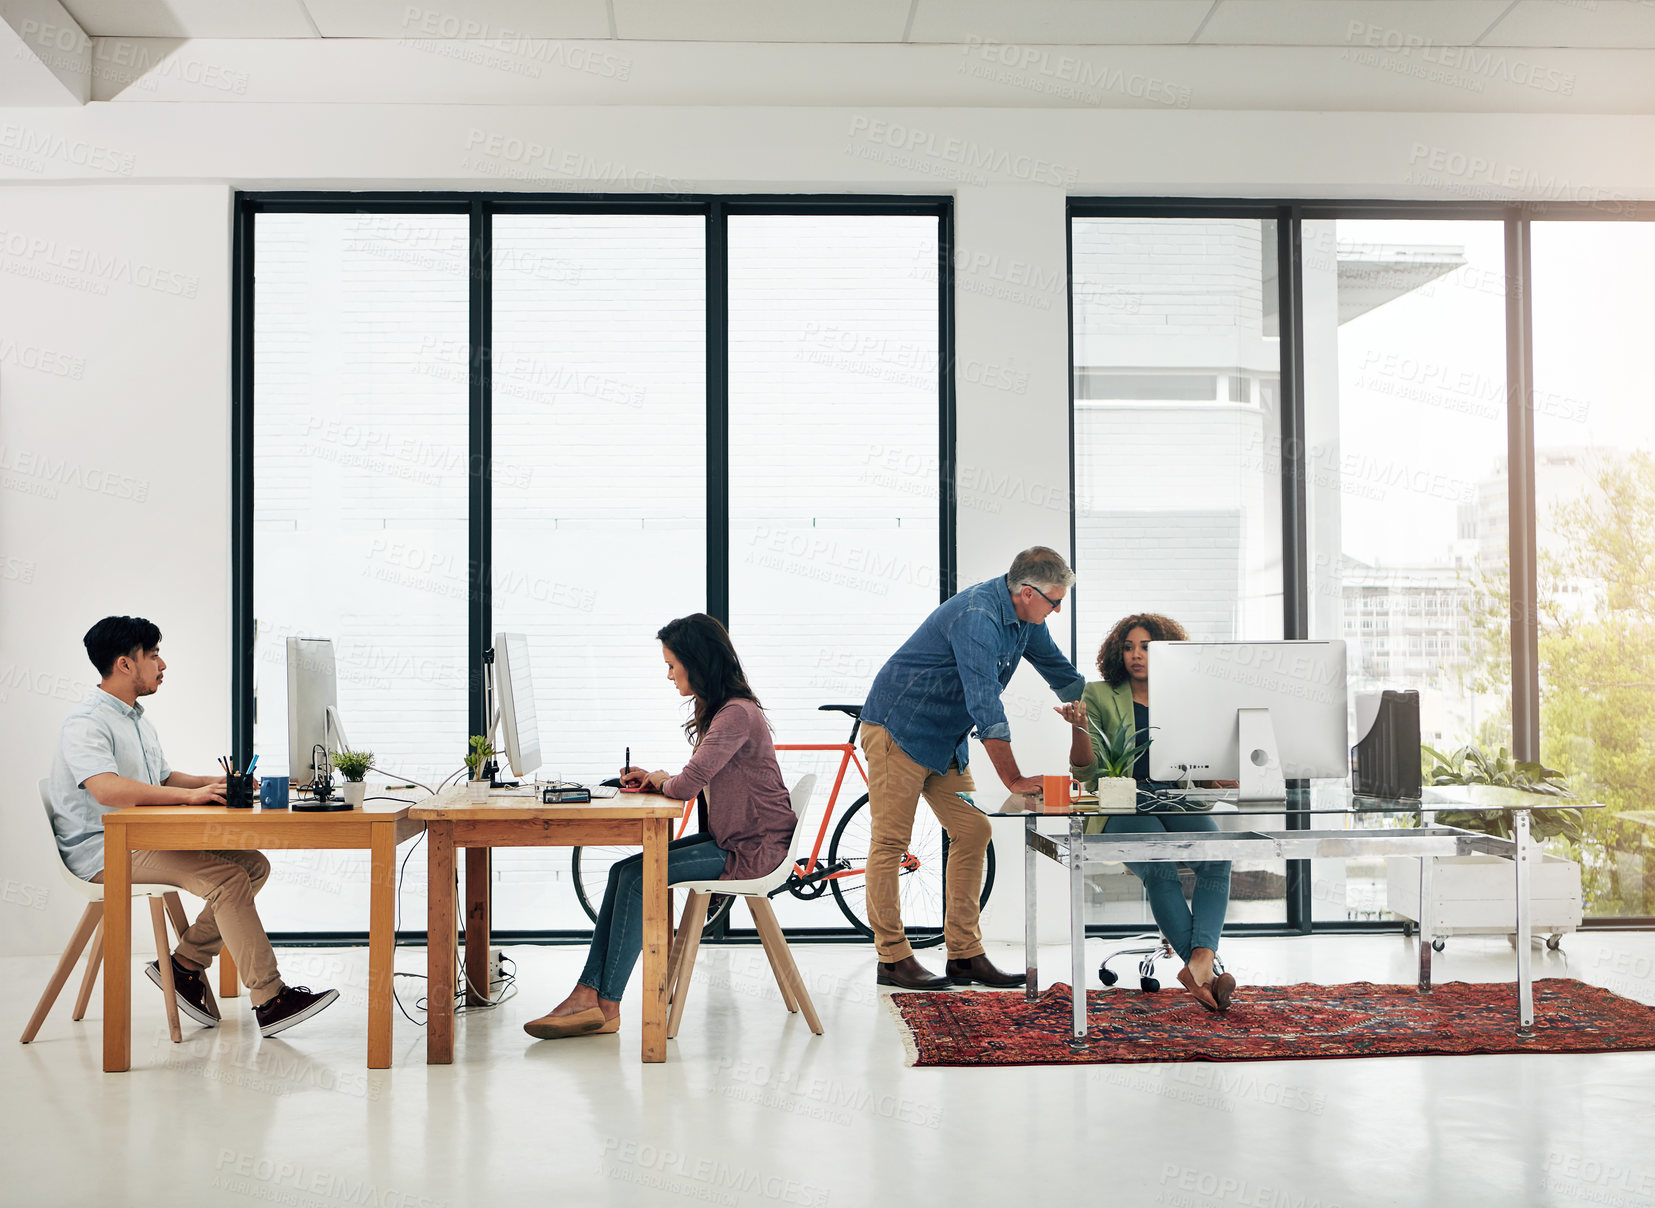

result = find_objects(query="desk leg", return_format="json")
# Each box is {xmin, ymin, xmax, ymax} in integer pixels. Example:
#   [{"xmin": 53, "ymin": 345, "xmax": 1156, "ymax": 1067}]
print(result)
[
  {"xmin": 1417, "ymin": 854, "xmax": 1434, "ymax": 993},
  {"xmin": 219, "ymin": 946, "xmax": 239, "ymax": 999},
  {"xmin": 103, "ymin": 823, "xmax": 131, "ymax": 1072},
  {"xmin": 641, "ymin": 817, "xmax": 669, "ymax": 1063},
  {"xmin": 367, "ymin": 824, "xmax": 395, "ymax": 1069},
  {"xmin": 1514, "ymin": 810, "xmax": 1534, "ymax": 1037},
  {"xmin": 1068, "ymin": 815, "xmax": 1087, "ymax": 1045},
  {"xmin": 1023, "ymin": 815, "xmax": 1037, "ymax": 1002},
  {"xmin": 427, "ymin": 825, "xmax": 455, "ymax": 1064},
  {"xmin": 464, "ymin": 847, "xmax": 491, "ymax": 1007}
]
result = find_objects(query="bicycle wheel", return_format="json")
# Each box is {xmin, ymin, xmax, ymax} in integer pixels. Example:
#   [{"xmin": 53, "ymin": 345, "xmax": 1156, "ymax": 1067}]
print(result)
[
  {"xmin": 571, "ymin": 846, "xmax": 735, "ymax": 937},
  {"xmin": 827, "ymin": 794, "xmax": 996, "ymax": 949}
]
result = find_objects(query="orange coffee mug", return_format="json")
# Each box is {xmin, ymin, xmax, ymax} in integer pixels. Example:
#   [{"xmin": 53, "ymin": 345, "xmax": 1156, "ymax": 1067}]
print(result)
[{"xmin": 1042, "ymin": 775, "xmax": 1074, "ymax": 812}]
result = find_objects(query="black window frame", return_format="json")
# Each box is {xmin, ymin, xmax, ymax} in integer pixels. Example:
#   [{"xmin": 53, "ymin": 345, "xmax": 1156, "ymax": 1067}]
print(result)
[
  {"xmin": 232, "ymin": 190, "xmax": 956, "ymax": 944},
  {"xmin": 1067, "ymin": 196, "xmax": 1655, "ymax": 935}
]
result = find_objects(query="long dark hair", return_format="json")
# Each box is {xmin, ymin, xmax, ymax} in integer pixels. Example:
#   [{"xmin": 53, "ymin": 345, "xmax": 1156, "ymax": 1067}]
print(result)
[
  {"xmin": 1096, "ymin": 612, "xmax": 1189, "ymax": 687},
  {"xmin": 656, "ymin": 613, "xmax": 763, "ymax": 744}
]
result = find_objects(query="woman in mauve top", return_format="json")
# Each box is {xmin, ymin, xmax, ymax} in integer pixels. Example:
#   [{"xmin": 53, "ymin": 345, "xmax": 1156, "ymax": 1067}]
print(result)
[{"xmin": 524, "ymin": 613, "xmax": 797, "ymax": 1041}]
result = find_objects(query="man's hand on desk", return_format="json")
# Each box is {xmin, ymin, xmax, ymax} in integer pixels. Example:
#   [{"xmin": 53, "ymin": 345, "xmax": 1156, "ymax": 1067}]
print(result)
[
  {"xmin": 185, "ymin": 782, "xmax": 228, "ymax": 805},
  {"xmin": 1007, "ymin": 777, "xmax": 1045, "ymax": 796}
]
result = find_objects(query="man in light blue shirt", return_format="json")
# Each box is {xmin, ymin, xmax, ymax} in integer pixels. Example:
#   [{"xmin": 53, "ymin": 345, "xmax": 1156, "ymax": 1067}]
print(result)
[
  {"xmin": 48, "ymin": 616, "xmax": 338, "ymax": 1038},
  {"xmin": 861, "ymin": 546, "xmax": 1086, "ymax": 990}
]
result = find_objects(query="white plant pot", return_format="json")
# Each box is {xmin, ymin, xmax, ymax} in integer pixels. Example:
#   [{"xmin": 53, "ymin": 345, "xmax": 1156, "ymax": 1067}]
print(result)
[
  {"xmin": 1095, "ymin": 777, "xmax": 1137, "ymax": 813},
  {"xmin": 467, "ymin": 779, "xmax": 490, "ymax": 803},
  {"xmin": 341, "ymin": 781, "xmax": 367, "ymax": 807}
]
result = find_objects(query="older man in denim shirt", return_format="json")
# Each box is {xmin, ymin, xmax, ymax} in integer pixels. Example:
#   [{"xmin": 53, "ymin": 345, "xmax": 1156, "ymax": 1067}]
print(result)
[{"xmin": 860, "ymin": 546, "xmax": 1085, "ymax": 990}]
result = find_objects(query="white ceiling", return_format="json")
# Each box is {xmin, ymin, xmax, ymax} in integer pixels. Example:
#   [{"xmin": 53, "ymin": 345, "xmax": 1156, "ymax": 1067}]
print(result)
[{"xmin": 47, "ymin": 0, "xmax": 1655, "ymax": 48}]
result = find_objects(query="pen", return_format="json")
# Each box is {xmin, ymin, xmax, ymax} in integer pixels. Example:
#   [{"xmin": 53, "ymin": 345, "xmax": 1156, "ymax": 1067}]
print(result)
[
  {"xmin": 247, "ymin": 755, "xmax": 259, "ymax": 775},
  {"xmin": 625, "ymin": 747, "xmax": 630, "ymax": 773}
]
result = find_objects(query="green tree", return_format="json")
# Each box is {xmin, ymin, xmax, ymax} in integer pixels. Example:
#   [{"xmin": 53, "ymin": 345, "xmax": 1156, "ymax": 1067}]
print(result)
[{"xmin": 1467, "ymin": 451, "xmax": 1655, "ymax": 914}]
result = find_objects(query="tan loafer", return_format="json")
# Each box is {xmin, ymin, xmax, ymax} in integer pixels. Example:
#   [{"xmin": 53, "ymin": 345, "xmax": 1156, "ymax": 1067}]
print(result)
[{"xmin": 524, "ymin": 1006, "xmax": 607, "ymax": 1040}]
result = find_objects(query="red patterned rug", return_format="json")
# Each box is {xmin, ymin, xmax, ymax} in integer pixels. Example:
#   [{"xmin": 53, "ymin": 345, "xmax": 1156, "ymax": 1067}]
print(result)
[{"xmin": 885, "ymin": 980, "xmax": 1655, "ymax": 1067}]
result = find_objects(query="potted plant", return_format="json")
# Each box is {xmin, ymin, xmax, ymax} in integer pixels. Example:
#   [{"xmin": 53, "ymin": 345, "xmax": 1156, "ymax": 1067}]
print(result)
[
  {"xmin": 332, "ymin": 749, "xmax": 373, "ymax": 807},
  {"xmin": 1386, "ymin": 744, "xmax": 1584, "ymax": 947},
  {"xmin": 1086, "ymin": 717, "xmax": 1155, "ymax": 813},
  {"xmin": 465, "ymin": 736, "xmax": 495, "ymax": 802}
]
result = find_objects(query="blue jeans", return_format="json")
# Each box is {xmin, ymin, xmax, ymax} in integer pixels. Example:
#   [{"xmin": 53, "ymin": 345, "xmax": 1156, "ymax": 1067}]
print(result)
[
  {"xmin": 579, "ymin": 834, "xmax": 729, "ymax": 1002},
  {"xmin": 1103, "ymin": 814, "xmax": 1231, "ymax": 962}
]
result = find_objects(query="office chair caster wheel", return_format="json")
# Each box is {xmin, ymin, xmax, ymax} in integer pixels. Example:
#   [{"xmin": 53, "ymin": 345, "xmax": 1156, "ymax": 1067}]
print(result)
[
  {"xmin": 1099, "ymin": 965, "xmax": 1118, "ymax": 986},
  {"xmin": 1431, "ymin": 939, "xmax": 1445, "ymax": 952},
  {"xmin": 1140, "ymin": 977, "xmax": 1160, "ymax": 992}
]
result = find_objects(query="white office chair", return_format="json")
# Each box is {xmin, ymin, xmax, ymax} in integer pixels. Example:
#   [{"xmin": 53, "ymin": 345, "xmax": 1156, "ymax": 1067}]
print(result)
[
  {"xmin": 19, "ymin": 778, "xmax": 205, "ymax": 1045},
  {"xmin": 665, "ymin": 774, "xmax": 822, "ymax": 1038}
]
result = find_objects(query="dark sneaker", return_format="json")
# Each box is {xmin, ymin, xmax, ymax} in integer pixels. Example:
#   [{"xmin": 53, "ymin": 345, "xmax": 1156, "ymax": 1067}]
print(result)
[
  {"xmin": 254, "ymin": 985, "xmax": 340, "ymax": 1038},
  {"xmin": 145, "ymin": 957, "xmax": 220, "ymax": 1027}
]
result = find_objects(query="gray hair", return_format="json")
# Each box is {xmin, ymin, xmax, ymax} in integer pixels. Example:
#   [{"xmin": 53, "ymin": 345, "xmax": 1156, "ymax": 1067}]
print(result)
[{"xmin": 1006, "ymin": 546, "xmax": 1075, "ymax": 594}]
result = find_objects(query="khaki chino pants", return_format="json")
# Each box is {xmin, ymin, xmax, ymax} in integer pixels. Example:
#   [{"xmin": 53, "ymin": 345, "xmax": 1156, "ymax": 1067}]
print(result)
[
  {"xmin": 96, "ymin": 849, "xmax": 283, "ymax": 1007},
  {"xmin": 860, "ymin": 723, "xmax": 991, "ymax": 964}
]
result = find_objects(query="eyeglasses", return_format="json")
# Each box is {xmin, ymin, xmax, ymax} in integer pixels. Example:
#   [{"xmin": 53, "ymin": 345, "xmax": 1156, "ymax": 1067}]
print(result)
[{"xmin": 1021, "ymin": 582, "xmax": 1062, "ymax": 613}]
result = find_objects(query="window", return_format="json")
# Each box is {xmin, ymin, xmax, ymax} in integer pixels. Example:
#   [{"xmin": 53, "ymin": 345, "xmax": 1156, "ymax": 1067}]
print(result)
[
  {"xmin": 725, "ymin": 213, "xmax": 943, "ymax": 930},
  {"xmin": 250, "ymin": 212, "xmax": 470, "ymax": 930},
  {"xmin": 488, "ymin": 213, "xmax": 707, "ymax": 930},
  {"xmin": 1070, "ymin": 213, "xmax": 1287, "ymax": 928},
  {"xmin": 237, "ymin": 197, "xmax": 951, "ymax": 939},
  {"xmin": 1300, "ymin": 218, "xmax": 1509, "ymax": 925},
  {"xmin": 1531, "ymin": 220, "xmax": 1655, "ymax": 918}
]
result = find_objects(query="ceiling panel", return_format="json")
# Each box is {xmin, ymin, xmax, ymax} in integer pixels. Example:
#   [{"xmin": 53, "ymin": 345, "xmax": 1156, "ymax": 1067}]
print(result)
[
  {"xmin": 614, "ymin": 0, "xmax": 910, "ymax": 43},
  {"xmin": 908, "ymin": 1, "xmax": 1212, "ymax": 46},
  {"xmin": 303, "ymin": 0, "xmax": 610, "ymax": 39},
  {"xmin": 1484, "ymin": 0, "xmax": 1655, "ymax": 49},
  {"xmin": 59, "ymin": 0, "xmax": 319, "ymax": 37},
  {"xmin": 1196, "ymin": 1, "xmax": 1509, "ymax": 47}
]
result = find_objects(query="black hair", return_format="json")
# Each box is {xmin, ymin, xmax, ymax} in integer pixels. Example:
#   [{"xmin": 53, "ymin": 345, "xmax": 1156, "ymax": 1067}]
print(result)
[
  {"xmin": 655, "ymin": 613, "xmax": 762, "ymax": 744},
  {"xmin": 84, "ymin": 616, "xmax": 162, "ymax": 679}
]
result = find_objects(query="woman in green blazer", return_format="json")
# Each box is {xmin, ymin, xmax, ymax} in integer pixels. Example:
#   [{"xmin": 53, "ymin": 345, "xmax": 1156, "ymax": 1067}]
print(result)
[{"xmin": 1057, "ymin": 612, "xmax": 1236, "ymax": 1012}]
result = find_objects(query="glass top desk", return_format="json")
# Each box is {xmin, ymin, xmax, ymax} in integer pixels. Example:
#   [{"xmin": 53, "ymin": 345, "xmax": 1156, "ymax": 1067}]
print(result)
[{"xmin": 985, "ymin": 786, "xmax": 1596, "ymax": 1045}]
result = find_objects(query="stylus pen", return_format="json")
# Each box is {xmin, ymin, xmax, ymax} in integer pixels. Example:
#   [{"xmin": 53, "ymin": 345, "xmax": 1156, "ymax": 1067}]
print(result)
[{"xmin": 625, "ymin": 747, "xmax": 630, "ymax": 773}]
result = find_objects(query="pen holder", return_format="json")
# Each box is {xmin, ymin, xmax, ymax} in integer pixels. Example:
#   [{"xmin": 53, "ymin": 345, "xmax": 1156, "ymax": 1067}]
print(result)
[{"xmin": 226, "ymin": 771, "xmax": 255, "ymax": 809}]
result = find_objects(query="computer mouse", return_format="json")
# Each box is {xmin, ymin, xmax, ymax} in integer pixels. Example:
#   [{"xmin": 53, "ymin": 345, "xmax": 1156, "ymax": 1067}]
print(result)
[{"xmin": 599, "ymin": 777, "xmax": 623, "ymax": 789}]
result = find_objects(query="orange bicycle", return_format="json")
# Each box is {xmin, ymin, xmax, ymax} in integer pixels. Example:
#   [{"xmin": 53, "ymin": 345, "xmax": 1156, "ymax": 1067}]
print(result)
[{"xmin": 571, "ymin": 705, "xmax": 996, "ymax": 945}]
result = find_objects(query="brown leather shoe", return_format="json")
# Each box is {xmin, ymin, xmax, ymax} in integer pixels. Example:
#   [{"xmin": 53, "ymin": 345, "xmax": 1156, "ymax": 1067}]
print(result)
[
  {"xmin": 1212, "ymin": 971, "xmax": 1237, "ymax": 1012},
  {"xmin": 876, "ymin": 956, "xmax": 953, "ymax": 991},
  {"xmin": 945, "ymin": 954, "xmax": 1027, "ymax": 988}
]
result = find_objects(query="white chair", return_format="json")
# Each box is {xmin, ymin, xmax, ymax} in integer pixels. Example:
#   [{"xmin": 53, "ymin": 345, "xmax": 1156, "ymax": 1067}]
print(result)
[
  {"xmin": 19, "ymin": 778, "xmax": 205, "ymax": 1044},
  {"xmin": 665, "ymin": 774, "xmax": 822, "ymax": 1038}
]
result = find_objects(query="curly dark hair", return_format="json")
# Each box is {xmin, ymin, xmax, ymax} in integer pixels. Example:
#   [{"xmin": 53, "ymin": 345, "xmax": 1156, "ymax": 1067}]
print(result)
[{"xmin": 1096, "ymin": 612, "xmax": 1189, "ymax": 687}]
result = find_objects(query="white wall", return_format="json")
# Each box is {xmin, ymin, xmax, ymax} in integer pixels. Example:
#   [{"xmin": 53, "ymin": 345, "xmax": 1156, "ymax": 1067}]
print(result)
[
  {"xmin": 2, "ymin": 97, "xmax": 1652, "ymax": 954},
  {"xmin": 0, "ymin": 184, "xmax": 231, "ymax": 956}
]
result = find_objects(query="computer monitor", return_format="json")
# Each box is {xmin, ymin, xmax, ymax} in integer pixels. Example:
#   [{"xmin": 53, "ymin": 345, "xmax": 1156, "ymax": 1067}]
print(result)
[
  {"xmin": 492, "ymin": 631, "xmax": 542, "ymax": 779},
  {"xmin": 1148, "ymin": 640, "xmax": 1349, "ymax": 803},
  {"xmin": 286, "ymin": 637, "xmax": 350, "ymax": 792}
]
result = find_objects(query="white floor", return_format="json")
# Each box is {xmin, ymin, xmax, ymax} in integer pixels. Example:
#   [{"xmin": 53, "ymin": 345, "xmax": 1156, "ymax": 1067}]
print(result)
[{"xmin": 9, "ymin": 931, "xmax": 1655, "ymax": 1208}]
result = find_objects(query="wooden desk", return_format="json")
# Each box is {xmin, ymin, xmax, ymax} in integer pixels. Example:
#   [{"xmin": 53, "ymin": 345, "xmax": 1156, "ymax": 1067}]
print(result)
[
  {"xmin": 100, "ymin": 803, "xmax": 422, "ymax": 1072},
  {"xmin": 411, "ymin": 788, "xmax": 683, "ymax": 1064}
]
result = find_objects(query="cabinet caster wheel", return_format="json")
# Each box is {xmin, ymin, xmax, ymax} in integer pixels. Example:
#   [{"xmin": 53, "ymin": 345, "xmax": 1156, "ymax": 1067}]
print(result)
[
  {"xmin": 1431, "ymin": 939, "xmax": 1445, "ymax": 952},
  {"xmin": 1140, "ymin": 977, "xmax": 1160, "ymax": 993},
  {"xmin": 1401, "ymin": 921, "xmax": 1416, "ymax": 938},
  {"xmin": 1099, "ymin": 965, "xmax": 1119, "ymax": 986},
  {"xmin": 1546, "ymin": 935, "xmax": 1562, "ymax": 951}
]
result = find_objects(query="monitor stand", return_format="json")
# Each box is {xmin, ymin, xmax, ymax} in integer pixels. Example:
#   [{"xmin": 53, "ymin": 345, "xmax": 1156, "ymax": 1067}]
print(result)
[{"xmin": 1236, "ymin": 707, "xmax": 1286, "ymax": 804}]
